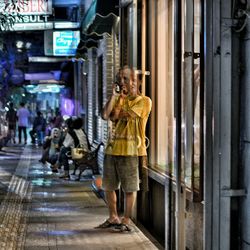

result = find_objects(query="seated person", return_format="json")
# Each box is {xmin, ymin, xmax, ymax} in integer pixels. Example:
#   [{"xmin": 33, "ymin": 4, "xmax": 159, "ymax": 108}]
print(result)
[
  {"xmin": 54, "ymin": 117, "xmax": 90, "ymax": 180},
  {"xmin": 39, "ymin": 128, "xmax": 63, "ymax": 167}
]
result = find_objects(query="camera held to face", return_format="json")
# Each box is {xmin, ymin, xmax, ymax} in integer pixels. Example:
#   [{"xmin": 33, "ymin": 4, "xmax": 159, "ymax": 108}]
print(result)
[{"xmin": 115, "ymin": 83, "xmax": 121, "ymax": 93}]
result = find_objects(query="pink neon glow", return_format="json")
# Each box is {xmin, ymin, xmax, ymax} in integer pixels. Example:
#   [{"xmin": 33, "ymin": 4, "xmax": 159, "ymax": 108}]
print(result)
[{"xmin": 60, "ymin": 98, "xmax": 74, "ymax": 116}]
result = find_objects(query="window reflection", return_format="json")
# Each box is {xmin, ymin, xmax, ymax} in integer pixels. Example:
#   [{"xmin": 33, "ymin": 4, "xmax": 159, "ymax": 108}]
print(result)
[
  {"xmin": 193, "ymin": 0, "xmax": 201, "ymax": 192},
  {"xmin": 148, "ymin": 0, "xmax": 174, "ymax": 174},
  {"xmin": 146, "ymin": 0, "xmax": 203, "ymax": 197},
  {"xmin": 181, "ymin": 0, "xmax": 202, "ymax": 193}
]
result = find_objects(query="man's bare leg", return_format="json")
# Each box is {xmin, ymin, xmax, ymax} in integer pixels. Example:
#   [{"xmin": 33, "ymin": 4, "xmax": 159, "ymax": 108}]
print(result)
[
  {"xmin": 105, "ymin": 190, "xmax": 120, "ymax": 223},
  {"xmin": 123, "ymin": 192, "xmax": 136, "ymax": 225}
]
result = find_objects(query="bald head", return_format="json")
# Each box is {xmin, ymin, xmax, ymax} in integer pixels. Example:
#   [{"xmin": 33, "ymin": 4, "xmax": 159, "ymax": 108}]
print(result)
[{"xmin": 121, "ymin": 66, "xmax": 131, "ymax": 85}]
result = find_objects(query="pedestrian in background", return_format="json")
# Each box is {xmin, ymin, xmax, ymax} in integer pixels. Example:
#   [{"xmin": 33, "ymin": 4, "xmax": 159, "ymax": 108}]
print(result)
[
  {"xmin": 6, "ymin": 102, "xmax": 17, "ymax": 144},
  {"xmin": 17, "ymin": 102, "xmax": 30, "ymax": 144},
  {"xmin": 54, "ymin": 109, "xmax": 63, "ymax": 129},
  {"xmin": 39, "ymin": 127, "xmax": 63, "ymax": 167},
  {"xmin": 32, "ymin": 111, "xmax": 46, "ymax": 146}
]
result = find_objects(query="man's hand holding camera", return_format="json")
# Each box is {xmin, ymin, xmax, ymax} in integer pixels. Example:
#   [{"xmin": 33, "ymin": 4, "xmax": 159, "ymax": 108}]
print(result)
[{"xmin": 113, "ymin": 82, "xmax": 127, "ymax": 97}]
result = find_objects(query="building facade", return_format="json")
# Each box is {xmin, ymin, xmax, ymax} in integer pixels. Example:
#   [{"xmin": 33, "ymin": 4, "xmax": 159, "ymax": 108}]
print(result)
[{"xmin": 73, "ymin": 0, "xmax": 250, "ymax": 249}]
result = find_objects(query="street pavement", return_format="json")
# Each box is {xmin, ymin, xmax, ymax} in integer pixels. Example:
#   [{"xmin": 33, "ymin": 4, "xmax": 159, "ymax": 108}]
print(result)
[{"xmin": 0, "ymin": 144, "xmax": 162, "ymax": 250}]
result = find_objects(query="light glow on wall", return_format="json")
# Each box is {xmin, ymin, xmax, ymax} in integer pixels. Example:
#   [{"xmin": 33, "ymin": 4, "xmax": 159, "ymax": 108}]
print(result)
[{"xmin": 61, "ymin": 97, "xmax": 74, "ymax": 116}]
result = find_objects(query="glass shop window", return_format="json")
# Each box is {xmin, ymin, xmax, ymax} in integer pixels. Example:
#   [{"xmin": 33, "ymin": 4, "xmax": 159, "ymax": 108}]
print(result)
[
  {"xmin": 147, "ymin": 0, "xmax": 175, "ymax": 174},
  {"xmin": 180, "ymin": 0, "xmax": 203, "ymax": 200},
  {"xmin": 146, "ymin": 0, "xmax": 203, "ymax": 199}
]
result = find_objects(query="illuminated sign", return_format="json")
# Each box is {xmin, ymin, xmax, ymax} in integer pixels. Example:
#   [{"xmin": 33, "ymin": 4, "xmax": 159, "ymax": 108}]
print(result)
[
  {"xmin": 0, "ymin": 0, "xmax": 53, "ymax": 31},
  {"xmin": 12, "ymin": 22, "xmax": 53, "ymax": 31},
  {"xmin": 3, "ymin": 0, "xmax": 52, "ymax": 15},
  {"xmin": 53, "ymin": 31, "xmax": 80, "ymax": 56},
  {"xmin": 1, "ymin": 1, "xmax": 80, "ymax": 32},
  {"xmin": 13, "ymin": 15, "xmax": 49, "ymax": 23},
  {"xmin": 25, "ymin": 84, "xmax": 64, "ymax": 94},
  {"xmin": 12, "ymin": 22, "xmax": 80, "ymax": 32}
]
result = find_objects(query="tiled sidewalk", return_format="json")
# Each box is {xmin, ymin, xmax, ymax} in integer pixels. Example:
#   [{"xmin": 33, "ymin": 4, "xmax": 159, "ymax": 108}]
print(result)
[{"xmin": 0, "ymin": 145, "xmax": 162, "ymax": 250}]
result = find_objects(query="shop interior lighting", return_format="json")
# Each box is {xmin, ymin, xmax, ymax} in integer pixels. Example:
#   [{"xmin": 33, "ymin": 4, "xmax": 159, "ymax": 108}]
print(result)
[{"xmin": 25, "ymin": 84, "xmax": 64, "ymax": 94}]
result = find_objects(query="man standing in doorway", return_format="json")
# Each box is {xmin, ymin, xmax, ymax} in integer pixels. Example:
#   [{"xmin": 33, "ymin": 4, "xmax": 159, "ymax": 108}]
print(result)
[
  {"xmin": 17, "ymin": 102, "xmax": 30, "ymax": 144},
  {"xmin": 98, "ymin": 67, "xmax": 152, "ymax": 232}
]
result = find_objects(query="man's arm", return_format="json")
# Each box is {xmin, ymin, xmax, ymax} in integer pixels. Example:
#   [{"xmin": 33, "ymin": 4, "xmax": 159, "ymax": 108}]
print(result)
[
  {"xmin": 110, "ymin": 105, "xmax": 137, "ymax": 121},
  {"xmin": 101, "ymin": 83, "xmax": 121, "ymax": 120},
  {"xmin": 110, "ymin": 96, "xmax": 141, "ymax": 121},
  {"xmin": 101, "ymin": 94, "xmax": 117, "ymax": 120}
]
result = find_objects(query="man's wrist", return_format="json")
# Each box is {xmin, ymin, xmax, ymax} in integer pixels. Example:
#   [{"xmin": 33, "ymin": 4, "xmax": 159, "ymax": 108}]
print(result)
[{"xmin": 109, "ymin": 95, "xmax": 117, "ymax": 106}]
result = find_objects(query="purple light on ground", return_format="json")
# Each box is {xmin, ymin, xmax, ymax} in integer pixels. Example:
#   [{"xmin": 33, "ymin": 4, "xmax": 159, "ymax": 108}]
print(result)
[{"xmin": 61, "ymin": 98, "xmax": 74, "ymax": 116}]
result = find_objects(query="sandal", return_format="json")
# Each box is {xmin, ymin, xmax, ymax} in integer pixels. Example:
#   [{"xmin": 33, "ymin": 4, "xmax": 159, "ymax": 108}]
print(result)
[
  {"xmin": 59, "ymin": 175, "xmax": 70, "ymax": 180},
  {"xmin": 113, "ymin": 223, "xmax": 133, "ymax": 233},
  {"xmin": 95, "ymin": 219, "xmax": 119, "ymax": 229}
]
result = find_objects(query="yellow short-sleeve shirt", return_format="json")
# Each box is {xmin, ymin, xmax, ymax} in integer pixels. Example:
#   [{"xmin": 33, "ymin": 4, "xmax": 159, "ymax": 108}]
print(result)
[{"xmin": 105, "ymin": 95, "xmax": 152, "ymax": 156}]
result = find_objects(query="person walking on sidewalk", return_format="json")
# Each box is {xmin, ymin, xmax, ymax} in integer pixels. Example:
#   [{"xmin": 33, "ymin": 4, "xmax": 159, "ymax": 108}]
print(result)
[
  {"xmin": 32, "ymin": 111, "xmax": 46, "ymax": 146},
  {"xmin": 6, "ymin": 102, "xmax": 17, "ymax": 144},
  {"xmin": 98, "ymin": 67, "xmax": 152, "ymax": 232},
  {"xmin": 17, "ymin": 102, "xmax": 30, "ymax": 144}
]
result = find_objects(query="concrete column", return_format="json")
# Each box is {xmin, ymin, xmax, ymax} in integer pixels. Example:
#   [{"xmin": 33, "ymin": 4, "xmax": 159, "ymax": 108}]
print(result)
[
  {"xmin": 132, "ymin": 0, "xmax": 137, "ymax": 68},
  {"xmin": 241, "ymin": 13, "xmax": 250, "ymax": 250}
]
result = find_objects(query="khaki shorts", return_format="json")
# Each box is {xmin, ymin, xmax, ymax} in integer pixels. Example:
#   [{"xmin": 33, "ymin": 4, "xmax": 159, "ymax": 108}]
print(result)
[{"xmin": 102, "ymin": 155, "xmax": 139, "ymax": 192}]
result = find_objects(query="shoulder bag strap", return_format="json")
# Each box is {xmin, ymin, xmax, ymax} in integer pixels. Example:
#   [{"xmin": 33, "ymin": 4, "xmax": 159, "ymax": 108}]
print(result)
[
  {"xmin": 82, "ymin": 129, "xmax": 91, "ymax": 150},
  {"xmin": 68, "ymin": 130, "xmax": 80, "ymax": 147}
]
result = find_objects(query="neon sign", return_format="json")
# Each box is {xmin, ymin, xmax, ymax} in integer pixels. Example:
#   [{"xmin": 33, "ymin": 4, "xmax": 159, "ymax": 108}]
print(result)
[
  {"xmin": 13, "ymin": 15, "xmax": 49, "ymax": 23},
  {"xmin": 53, "ymin": 31, "xmax": 80, "ymax": 56},
  {"xmin": 3, "ymin": 0, "xmax": 52, "ymax": 15}
]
